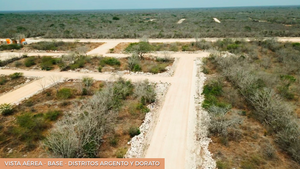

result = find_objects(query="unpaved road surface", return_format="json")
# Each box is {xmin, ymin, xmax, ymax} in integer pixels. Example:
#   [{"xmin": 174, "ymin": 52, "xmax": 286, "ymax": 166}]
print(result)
[
  {"xmin": 87, "ymin": 42, "xmax": 120, "ymax": 55},
  {"xmin": 1, "ymin": 37, "xmax": 300, "ymax": 43}
]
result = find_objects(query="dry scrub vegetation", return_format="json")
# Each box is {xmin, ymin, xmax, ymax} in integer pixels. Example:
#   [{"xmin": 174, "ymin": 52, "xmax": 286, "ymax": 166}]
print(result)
[
  {"xmin": 0, "ymin": 72, "xmax": 28, "ymax": 94},
  {"xmin": 112, "ymin": 41, "xmax": 211, "ymax": 54},
  {"xmin": 0, "ymin": 41, "xmax": 102, "ymax": 52},
  {"xmin": 202, "ymin": 39, "xmax": 300, "ymax": 168},
  {"xmin": 0, "ymin": 77, "xmax": 156, "ymax": 158},
  {"xmin": 1, "ymin": 7, "xmax": 300, "ymax": 38},
  {"xmin": 3, "ymin": 54, "xmax": 173, "ymax": 74}
]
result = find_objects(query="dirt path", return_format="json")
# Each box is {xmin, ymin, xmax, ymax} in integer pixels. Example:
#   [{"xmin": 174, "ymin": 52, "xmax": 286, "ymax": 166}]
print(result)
[
  {"xmin": 87, "ymin": 42, "xmax": 120, "ymax": 55},
  {"xmin": 145, "ymin": 53, "xmax": 208, "ymax": 169},
  {"xmin": 0, "ymin": 78, "xmax": 48, "ymax": 104}
]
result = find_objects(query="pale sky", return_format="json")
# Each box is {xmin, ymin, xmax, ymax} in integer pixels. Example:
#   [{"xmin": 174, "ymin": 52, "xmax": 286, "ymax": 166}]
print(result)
[{"xmin": 0, "ymin": 0, "xmax": 300, "ymax": 11}]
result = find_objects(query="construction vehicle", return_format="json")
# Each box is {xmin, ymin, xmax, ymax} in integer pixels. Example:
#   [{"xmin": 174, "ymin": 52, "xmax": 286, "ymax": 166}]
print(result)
[{"xmin": 1, "ymin": 38, "xmax": 27, "ymax": 45}]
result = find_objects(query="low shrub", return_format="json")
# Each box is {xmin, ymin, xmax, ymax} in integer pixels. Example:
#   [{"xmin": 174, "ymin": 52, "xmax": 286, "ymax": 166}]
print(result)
[
  {"xmin": 136, "ymin": 102, "xmax": 150, "ymax": 113},
  {"xmin": 129, "ymin": 126, "xmax": 140, "ymax": 137},
  {"xmin": 109, "ymin": 136, "xmax": 119, "ymax": 147},
  {"xmin": 182, "ymin": 45, "xmax": 192, "ymax": 51},
  {"xmin": 30, "ymin": 41, "xmax": 65, "ymax": 50},
  {"xmin": 44, "ymin": 110, "xmax": 62, "ymax": 121},
  {"xmin": 99, "ymin": 57, "xmax": 120, "ymax": 66},
  {"xmin": 16, "ymin": 112, "xmax": 49, "ymax": 142},
  {"xmin": 9, "ymin": 72, "xmax": 23, "ymax": 79},
  {"xmin": 150, "ymin": 65, "xmax": 166, "ymax": 74},
  {"xmin": 0, "ymin": 103, "xmax": 14, "ymax": 116},
  {"xmin": 202, "ymin": 81, "xmax": 227, "ymax": 109},
  {"xmin": 133, "ymin": 80, "xmax": 156, "ymax": 104},
  {"xmin": 41, "ymin": 56, "xmax": 58, "ymax": 70},
  {"xmin": 156, "ymin": 57, "xmax": 171, "ymax": 63},
  {"xmin": 0, "ymin": 44, "xmax": 22, "ymax": 51},
  {"xmin": 69, "ymin": 56, "xmax": 86, "ymax": 70},
  {"xmin": 0, "ymin": 77, "xmax": 7, "ymax": 85},
  {"xmin": 56, "ymin": 88, "xmax": 73, "ymax": 100},
  {"xmin": 216, "ymin": 160, "xmax": 230, "ymax": 169},
  {"xmin": 115, "ymin": 148, "xmax": 127, "ymax": 158},
  {"xmin": 24, "ymin": 56, "xmax": 36, "ymax": 67},
  {"xmin": 98, "ymin": 66, "xmax": 102, "ymax": 72},
  {"xmin": 82, "ymin": 88, "xmax": 88, "ymax": 95},
  {"xmin": 128, "ymin": 55, "xmax": 141, "ymax": 72},
  {"xmin": 132, "ymin": 64, "xmax": 142, "ymax": 72}
]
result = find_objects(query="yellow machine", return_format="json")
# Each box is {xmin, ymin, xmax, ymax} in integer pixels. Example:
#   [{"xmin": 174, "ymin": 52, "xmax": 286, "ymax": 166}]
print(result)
[{"xmin": 3, "ymin": 38, "xmax": 27, "ymax": 45}]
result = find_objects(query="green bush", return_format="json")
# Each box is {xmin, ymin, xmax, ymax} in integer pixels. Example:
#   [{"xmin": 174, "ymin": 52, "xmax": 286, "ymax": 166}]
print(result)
[
  {"xmin": 30, "ymin": 41, "xmax": 65, "ymax": 50},
  {"xmin": 115, "ymin": 148, "xmax": 127, "ymax": 158},
  {"xmin": 82, "ymin": 141, "xmax": 97, "ymax": 158},
  {"xmin": 216, "ymin": 161, "xmax": 230, "ymax": 169},
  {"xmin": 16, "ymin": 112, "xmax": 49, "ymax": 142},
  {"xmin": 0, "ymin": 103, "xmax": 14, "ymax": 116},
  {"xmin": 156, "ymin": 57, "xmax": 171, "ymax": 63},
  {"xmin": 0, "ymin": 44, "xmax": 22, "ymax": 51},
  {"xmin": 182, "ymin": 45, "xmax": 192, "ymax": 51},
  {"xmin": 44, "ymin": 110, "xmax": 62, "ymax": 121},
  {"xmin": 69, "ymin": 56, "xmax": 86, "ymax": 70},
  {"xmin": 132, "ymin": 64, "xmax": 142, "ymax": 72},
  {"xmin": 112, "ymin": 16, "xmax": 120, "ymax": 20},
  {"xmin": 170, "ymin": 43, "xmax": 179, "ymax": 51},
  {"xmin": 82, "ymin": 88, "xmax": 88, "ymax": 95},
  {"xmin": 0, "ymin": 77, "xmax": 7, "ymax": 85},
  {"xmin": 203, "ymin": 82, "xmax": 222, "ymax": 96},
  {"xmin": 150, "ymin": 65, "xmax": 166, "ymax": 74},
  {"xmin": 41, "ymin": 56, "xmax": 57, "ymax": 70},
  {"xmin": 56, "ymin": 88, "xmax": 73, "ymax": 100},
  {"xmin": 109, "ymin": 137, "xmax": 119, "ymax": 147},
  {"xmin": 99, "ymin": 57, "xmax": 120, "ymax": 66},
  {"xmin": 98, "ymin": 66, "xmax": 102, "ymax": 72},
  {"xmin": 202, "ymin": 82, "xmax": 230, "ymax": 109},
  {"xmin": 136, "ymin": 102, "xmax": 150, "ymax": 113},
  {"xmin": 24, "ymin": 56, "xmax": 36, "ymax": 67},
  {"xmin": 9, "ymin": 72, "xmax": 23, "ymax": 79},
  {"xmin": 226, "ymin": 44, "xmax": 239, "ymax": 52},
  {"xmin": 129, "ymin": 126, "xmax": 140, "ymax": 137},
  {"xmin": 125, "ymin": 42, "xmax": 153, "ymax": 57}
]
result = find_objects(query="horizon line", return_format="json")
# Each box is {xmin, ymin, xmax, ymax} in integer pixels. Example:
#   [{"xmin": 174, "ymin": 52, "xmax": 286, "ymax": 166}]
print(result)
[{"xmin": 0, "ymin": 4, "xmax": 300, "ymax": 12}]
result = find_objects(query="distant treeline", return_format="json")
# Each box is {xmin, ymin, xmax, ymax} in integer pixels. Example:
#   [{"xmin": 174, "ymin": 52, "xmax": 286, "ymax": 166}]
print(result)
[{"xmin": 1, "ymin": 7, "xmax": 300, "ymax": 38}]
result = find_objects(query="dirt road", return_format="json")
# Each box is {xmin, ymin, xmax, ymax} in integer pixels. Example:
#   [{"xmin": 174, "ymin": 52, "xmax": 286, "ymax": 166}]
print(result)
[
  {"xmin": 145, "ymin": 53, "xmax": 208, "ymax": 169},
  {"xmin": 4, "ymin": 37, "xmax": 300, "ymax": 44}
]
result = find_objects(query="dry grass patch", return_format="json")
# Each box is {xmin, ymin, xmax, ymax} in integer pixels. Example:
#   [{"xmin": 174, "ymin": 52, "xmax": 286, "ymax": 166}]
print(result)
[{"xmin": 0, "ymin": 73, "xmax": 30, "ymax": 94}]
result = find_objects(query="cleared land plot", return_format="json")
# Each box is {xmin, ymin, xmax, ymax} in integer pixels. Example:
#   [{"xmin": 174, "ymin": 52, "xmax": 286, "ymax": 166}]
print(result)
[
  {"xmin": 0, "ymin": 78, "xmax": 156, "ymax": 158},
  {"xmin": 0, "ymin": 42, "xmax": 103, "ymax": 52},
  {"xmin": 112, "ymin": 42, "xmax": 209, "ymax": 53},
  {"xmin": 4, "ymin": 55, "xmax": 174, "ymax": 74}
]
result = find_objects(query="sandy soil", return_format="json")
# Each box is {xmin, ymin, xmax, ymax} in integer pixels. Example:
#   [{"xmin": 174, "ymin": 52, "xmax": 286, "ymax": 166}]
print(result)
[
  {"xmin": 145, "ymin": 53, "xmax": 209, "ymax": 169},
  {"xmin": 177, "ymin": 19, "xmax": 186, "ymax": 24}
]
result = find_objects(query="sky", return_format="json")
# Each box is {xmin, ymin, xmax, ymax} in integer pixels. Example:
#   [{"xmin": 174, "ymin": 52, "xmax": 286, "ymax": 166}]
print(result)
[{"xmin": 0, "ymin": 0, "xmax": 300, "ymax": 11}]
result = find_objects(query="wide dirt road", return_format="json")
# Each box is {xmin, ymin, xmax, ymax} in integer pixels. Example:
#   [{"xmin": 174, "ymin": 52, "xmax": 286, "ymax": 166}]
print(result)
[{"xmin": 145, "ymin": 53, "xmax": 208, "ymax": 169}]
